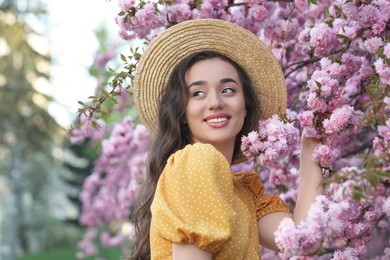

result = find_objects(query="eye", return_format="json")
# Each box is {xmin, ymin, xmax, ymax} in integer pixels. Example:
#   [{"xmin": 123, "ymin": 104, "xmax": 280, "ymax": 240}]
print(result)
[
  {"xmin": 222, "ymin": 87, "xmax": 236, "ymax": 94},
  {"xmin": 191, "ymin": 90, "xmax": 206, "ymax": 97}
]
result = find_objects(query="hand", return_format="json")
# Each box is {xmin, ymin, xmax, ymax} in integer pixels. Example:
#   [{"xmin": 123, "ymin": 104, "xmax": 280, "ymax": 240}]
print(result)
[{"xmin": 301, "ymin": 130, "xmax": 321, "ymax": 153}]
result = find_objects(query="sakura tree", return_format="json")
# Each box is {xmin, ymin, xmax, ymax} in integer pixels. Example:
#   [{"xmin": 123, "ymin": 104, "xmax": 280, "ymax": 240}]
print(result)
[{"xmin": 72, "ymin": 0, "xmax": 389, "ymax": 259}]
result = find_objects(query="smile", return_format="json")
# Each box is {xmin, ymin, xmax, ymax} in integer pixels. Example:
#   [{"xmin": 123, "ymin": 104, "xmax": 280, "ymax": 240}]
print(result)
[{"xmin": 206, "ymin": 117, "xmax": 229, "ymax": 123}]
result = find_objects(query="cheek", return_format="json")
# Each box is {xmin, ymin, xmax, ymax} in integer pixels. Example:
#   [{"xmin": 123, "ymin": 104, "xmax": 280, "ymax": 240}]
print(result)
[
  {"xmin": 237, "ymin": 98, "xmax": 247, "ymax": 126},
  {"xmin": 185, "ymin": 101, "xmax": 199, "ymax": 123},
  {"xmin": 237, "ymin": 96, "xmax": 246, "ymax": 116}
]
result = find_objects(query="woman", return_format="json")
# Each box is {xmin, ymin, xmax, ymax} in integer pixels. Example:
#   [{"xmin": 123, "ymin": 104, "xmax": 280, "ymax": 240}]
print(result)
[{"xmin": 131, "ymin": 19, "xmax": 323, "ymax": 259}]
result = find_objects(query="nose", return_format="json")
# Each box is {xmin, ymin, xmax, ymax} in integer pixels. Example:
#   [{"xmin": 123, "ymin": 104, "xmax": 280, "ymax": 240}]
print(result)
[{"xmin": 207, "ymin": 90, "xmax": 224, "ymax": 110}]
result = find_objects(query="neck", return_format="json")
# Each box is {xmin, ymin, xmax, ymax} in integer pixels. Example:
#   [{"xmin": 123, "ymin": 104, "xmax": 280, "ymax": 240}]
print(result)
[{"xmin": 209, "ymin": 140, "xmax": 235, "ymax": 165}]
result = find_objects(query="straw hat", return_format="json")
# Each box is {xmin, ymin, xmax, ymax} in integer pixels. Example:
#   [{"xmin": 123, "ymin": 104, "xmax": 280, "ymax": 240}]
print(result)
[{"xmin": 134, "ymin": 19, "xmax": 286, "ymax": 135}]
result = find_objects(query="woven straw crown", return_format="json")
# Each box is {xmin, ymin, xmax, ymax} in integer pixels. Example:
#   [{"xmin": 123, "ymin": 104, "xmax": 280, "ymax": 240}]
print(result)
[{"xmin": 134, "ymin": 19, "xmax": 286, "ymax": 136}]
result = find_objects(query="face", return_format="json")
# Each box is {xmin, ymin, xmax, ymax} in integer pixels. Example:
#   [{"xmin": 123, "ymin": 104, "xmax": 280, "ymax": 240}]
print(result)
[{"xmin": 184, "ymin": 58, "xmax": 246, "ymax": 148}]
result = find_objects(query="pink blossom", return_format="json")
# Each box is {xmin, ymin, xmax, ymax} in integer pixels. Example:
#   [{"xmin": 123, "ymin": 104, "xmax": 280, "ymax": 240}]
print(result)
[
  {"xmin": 116, "ymin": 87, "xmax": 132, "ymax": 112},
  {"xmin": 357, "ymin": 4, "xmax": 381, "ymax": 28},
  {"xmin": 248, "ymin": 5, "xmax": 267, "ymax": 22},
  {"xmin": 333, "ymin": 245, "xmax": 366, "ymax": 259},
  {"xmin": 94, "ymin": 47, "xmax": 116, "ymax": 71},
  {"xmin": 241, "ymin": 115, "xmax": 300, "ymax": 167},
  {"xmin": 230, "ymin": 161, "xmax": 255, "ymax": 173},
  {"xmin": 166, "ymin": 4, "xmax": 192, "ymax": 23},
  {"xmin": 341, "ymin": 2, "xmax": 358, "ymax": 19},
  {"xmin": 341, "ymin": 53, "xmax": 362, "ymax": 75},
  {"xmin": 116, "ymin": 3, "xmax": 166, "ymax": 40},
  {"xmin": 383, "ymin": 197, "xmax": 390, "ymax": 217},
  {"xmin": 77, "ymin": 228, "xmax": 98, "ymax": 258},
  {"xmin": 269, "ymin": 168, "xmax": 288, "ymax": 186},
  {"xmin": 309, "ymin": 23, "xmax": 341, "ymax": 57},
  {"xmin": 384, "ymin": 97, "xmax": 390, "ymax": 111},
  {"xmin": 79, "ymin": 0, "xmax": 390, "ymax": 257},
  {"xmin": 364, "ymin": 37, "xmax": 383, "ymax": 54},
  {"xmin": 192, "ymin": 0, "xmax": 230, "ymax": 20},
  {"xmin": 70, "ymin": 114, "xmax": 106, "ymax": 144},
  {"xmin": 313, "ymin": 144, "xmax": 336, "ymax": 168},
  {"xmin": 384, "ymin": 43, "xmax": 390, "ymax": 59},
  {"xmin": 79, "ymin": 117, "xmax": 149, "ymax": 238},
  {"xmin": 297, "ymin": 111, "xmax": 314, "ymax": 128},
  {"xmin": 320, "ymin": 58, "xmax": 349, "ymax": 81},
  {"xmin": 118, "ymin": 29, "xmax": 134, "ymax": 41},
  {"xmin": 339, "ymin": 21, "xmax": 360, "ymax": 39},
  {"xmin": 285, "ymin": 109, "xmax": 297, "ymax": 121},
  {"xmin": 294, "ymin": 0, "xmax": 307, "ymax": 11},
  {"xmin": 230, "ymin": 7, "xmax": 246, "ymax": 29},
  {"xmin": 304, "ymin": 127, "xmax": 321, "ymax": 139},
  {"xmin": 298, "ymin": 27, "xmax": 311, "ymax": 46},
  {"xmin": 244, "ymin": 0, "xmax": 265, "ymax": 7},
  {"xmin": 100, "ymin": 232, "xmax": 124, "ymax": 247},
  {"xmin": 309, "ymin": 66, "xmax": 340, "ymax": 96},
  {"xmin": 264, "ymin": 17, "xmax": 298, "ymax": 42},
  {"xmin": 307, "ymin": 92, "xmax": 328, "ymax": 112},
  {"xmin": 118, "ymin": 0, "xmax": 135, "ymax": 10},
  {"xmin": 323, "ymin": 105, "xmax": 355, "ymax": 134},
  {"xmin": 274, "ymin": 196, "xmax": 327, "ymax": 256},
  {"xmin": 378, "ymin": 124, "xmax": 390, "ymax": 143},
  {"xmin": 374, "ymin": 58, "xmax": 390, "ymax": 85}
]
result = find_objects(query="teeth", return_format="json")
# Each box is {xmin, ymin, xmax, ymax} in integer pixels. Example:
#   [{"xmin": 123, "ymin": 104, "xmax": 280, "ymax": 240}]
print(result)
[{"xmin": 207, "ymin": 117, "xmax": 228, "ymax": 123}]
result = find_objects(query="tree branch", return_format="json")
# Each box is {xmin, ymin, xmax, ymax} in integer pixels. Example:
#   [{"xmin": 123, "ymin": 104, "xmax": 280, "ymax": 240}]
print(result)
[
  {"xmin": 340, "ymin": 141, "xmax": 372, "ymax": 158},
  {"xmin": 283, "ymin": 57, "xmax": 321, "ymax": 78}
]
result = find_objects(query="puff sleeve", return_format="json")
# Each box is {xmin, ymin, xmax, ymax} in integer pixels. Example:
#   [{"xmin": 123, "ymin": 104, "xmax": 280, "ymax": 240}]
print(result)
[
  {"xmin": 150, "ymin": 143, "xmax": 237, "ymax": 254},
  {"xmin": 239, "ymin": 172, "xmax": 290, "ymax": 220}
]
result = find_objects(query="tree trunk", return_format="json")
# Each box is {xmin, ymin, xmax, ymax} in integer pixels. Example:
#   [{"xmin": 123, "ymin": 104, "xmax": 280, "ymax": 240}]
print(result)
[{"xmin": 8, "ymin": 142, "xmax": 23, "ymax": 260}]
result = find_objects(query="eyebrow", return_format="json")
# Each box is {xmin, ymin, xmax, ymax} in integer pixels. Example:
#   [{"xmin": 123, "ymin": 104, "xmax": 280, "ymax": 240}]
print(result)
[
  {"xmin": 187, "ymin": 78, "xmax": 238, "ymax": 88},
  {"xmin": 187, "ymin": 80, "xmax": 207, "ymax": 89}
]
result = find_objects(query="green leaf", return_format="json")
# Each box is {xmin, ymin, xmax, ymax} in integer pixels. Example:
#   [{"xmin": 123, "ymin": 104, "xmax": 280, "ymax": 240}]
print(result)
[
  {"xmin": 334, "ymin": 5, "xmax": 343, "ymax": 14},
  {"xmin": 102, "ymin": 90, "xmax": 110, "ymax": 98},
  {"xmin": 118, "ymin": 71, "xmax": 128, "ymax": 78},
  {"xmin": 120, "ymin": 54, "xmax": 127, "ymax": 62},
  {"xmin": 108, "ymin": 67, "xmax": 116, "ymax": 75},
  {"xmin": 315, "ymin": 80, "xmax": 322, "ymax": 88},
  {"xmin": 336, "ymin": 34, "xmax": 349, "ymax": 40}
]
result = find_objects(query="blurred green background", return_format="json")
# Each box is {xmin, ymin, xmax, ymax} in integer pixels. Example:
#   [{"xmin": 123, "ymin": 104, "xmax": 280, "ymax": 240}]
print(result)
[{"xmin": 0, "ymin": 0, "xmax": 122, "ymax": 259}]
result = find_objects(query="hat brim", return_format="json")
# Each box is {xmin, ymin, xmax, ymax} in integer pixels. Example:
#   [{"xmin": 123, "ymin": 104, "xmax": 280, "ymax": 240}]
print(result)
[{"xmin": 134, "ymin": 19, "xmax": 287, "ymax": 161}]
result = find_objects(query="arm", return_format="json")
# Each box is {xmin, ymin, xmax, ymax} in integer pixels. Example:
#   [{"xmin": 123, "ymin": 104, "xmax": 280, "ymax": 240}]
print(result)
[
  {"xmin": 173, "ymin": 243, "xmax": 212, "ymax": 260},
  {"xmin": 258, "ymin": 135, "xmax": 323, "ymax": 252},
  {"xmin": 152, "ymin": 144, "xmax": 235, "ymax": 259}
]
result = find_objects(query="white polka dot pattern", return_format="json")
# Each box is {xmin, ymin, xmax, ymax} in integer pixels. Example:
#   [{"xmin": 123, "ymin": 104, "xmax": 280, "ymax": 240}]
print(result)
[{"xmin": 150, "ymin": 143, "xmax": 289, "ymax": 259}]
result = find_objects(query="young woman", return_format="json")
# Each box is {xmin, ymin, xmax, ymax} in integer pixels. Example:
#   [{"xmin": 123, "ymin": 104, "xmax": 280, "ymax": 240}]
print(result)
[{"xmin": 131, "ymin": 19, "xmax": 323, "ymax": 259}]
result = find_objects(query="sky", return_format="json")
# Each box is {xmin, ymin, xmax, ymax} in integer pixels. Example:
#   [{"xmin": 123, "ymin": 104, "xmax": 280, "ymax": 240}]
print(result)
[{"xmin": 44, "ymin": 0, "xmax": 122, "ymax": 128}]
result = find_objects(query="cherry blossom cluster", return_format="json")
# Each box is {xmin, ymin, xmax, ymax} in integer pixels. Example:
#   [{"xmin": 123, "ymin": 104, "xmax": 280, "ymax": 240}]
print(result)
[
  {"xmin": 115, "ymin": 0, "xmax": 275, "ymax": 41},
  {"xmin": 274, "ymin": 167, "xmax": 389, "ymax": 259},
  {"xmin": 77, "ymin": 117, "xmax": 149, "ymax": 257},
  {"xmin": 296, "ymin": 55, "xmax": 360, "ymax": 169},
  {"xmin": 94, "ymin": 46, "xmax": 117, "ymax": 71},
  {"xmin": 373, "ymin": 117, "xmax": 390, "ymax": 167},
  {"xmin": 70, "ymin": 113, "xmax": 106, "ymax": 144},
  {"xmin": 241, "ymin": 114, "xmax": 300, "ymax": 167},
  {"xmin": 72, "ymin": 0, "xmax": 390, "ymax": 258}
]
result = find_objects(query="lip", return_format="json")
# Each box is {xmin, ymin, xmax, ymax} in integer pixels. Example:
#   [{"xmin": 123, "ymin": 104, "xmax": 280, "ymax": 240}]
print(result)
[
  {"xmin": 204, "ymin": 113, "xmax": 231, "ymax": 128},
  {"xmin": 204, "ymin": 112, "xmax": 231, "ymax": 121}
]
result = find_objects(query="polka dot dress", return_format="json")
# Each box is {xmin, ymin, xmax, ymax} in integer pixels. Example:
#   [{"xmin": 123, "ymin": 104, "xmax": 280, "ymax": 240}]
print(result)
[{"xmin": 150, "ymin": 143, "xmax": 289, "ymax": 259}]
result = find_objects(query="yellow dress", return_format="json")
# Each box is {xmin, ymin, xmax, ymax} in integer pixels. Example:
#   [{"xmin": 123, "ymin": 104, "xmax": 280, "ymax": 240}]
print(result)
[{"xmin": 150, "ymin": 143, "xmax": 289, "ymax": 259}]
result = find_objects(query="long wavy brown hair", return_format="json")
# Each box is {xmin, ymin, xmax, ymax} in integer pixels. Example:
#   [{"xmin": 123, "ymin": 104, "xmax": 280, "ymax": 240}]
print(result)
[{"xmin": 129, "ymin": 51, "xmax": 260, "ymax": 259}]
